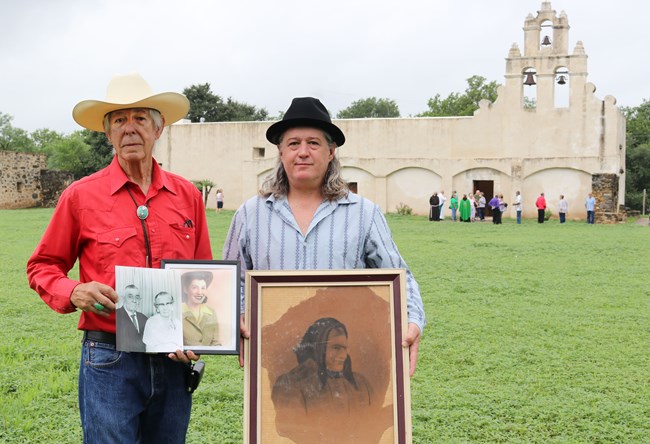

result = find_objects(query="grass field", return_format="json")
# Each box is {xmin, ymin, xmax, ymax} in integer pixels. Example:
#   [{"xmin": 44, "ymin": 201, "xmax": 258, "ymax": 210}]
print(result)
[{"xmin": 1, "ymin": 208, "xmax": 648, "ymax": 443}]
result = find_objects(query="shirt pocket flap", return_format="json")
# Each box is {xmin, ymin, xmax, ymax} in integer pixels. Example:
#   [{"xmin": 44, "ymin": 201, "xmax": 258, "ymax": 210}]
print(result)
[
  {"xmin": 97, "ymin": 227, "xmax": 137, "ymax": 248},
  {"xmin": 169, "ymin": 223, "xmax": 194, "ymax": 239}
]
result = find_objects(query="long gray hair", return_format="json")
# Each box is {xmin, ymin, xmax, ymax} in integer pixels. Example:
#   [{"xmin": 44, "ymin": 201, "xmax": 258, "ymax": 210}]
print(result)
[{"xmin": 259, "ymin": 130, "xmax": 349, "ymax": 201}]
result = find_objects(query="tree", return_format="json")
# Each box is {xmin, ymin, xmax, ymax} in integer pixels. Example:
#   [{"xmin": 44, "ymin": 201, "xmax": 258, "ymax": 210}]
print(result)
[
  {"xmin": 47, "ymin": 132, "xmax": 95, "ymax": 179},
  {"xmin": 30, "ymin": 128, "xmax": 64, "ymax": 153},
  {"xmin": 81, "ymin": 129, "xmax": 114, "ymax": 172},
  {"xmin": 336, "ymin": 97, "xmax": 400, "ymax": 119},
  {"xmin": 183, "ymin": 83, "xmax": 268, "ymax": 122},
  {"xmin": 192, "ymin": 179, "xmax": 215, "ymax": 206},
  {"xmin": 0, "ymin": 112, "xmax": 35, "ymax": 152},
  {"xmin": 418, "ymin": 75, "xmax": 499, "ymax": 117},
  {"xmin": 622, "ymin": 100, "xmax": 650, "ymax": 211}
]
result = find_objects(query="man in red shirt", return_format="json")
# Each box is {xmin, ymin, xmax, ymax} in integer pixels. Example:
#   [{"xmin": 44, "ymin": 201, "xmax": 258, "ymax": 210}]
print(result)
[
  {"xmin": 27, "ymin": 73, "xmax": 212, "ymax": 443},
  {"xmin": 535, "ymin": 192, "xmax": 547, "ymax": 224}
]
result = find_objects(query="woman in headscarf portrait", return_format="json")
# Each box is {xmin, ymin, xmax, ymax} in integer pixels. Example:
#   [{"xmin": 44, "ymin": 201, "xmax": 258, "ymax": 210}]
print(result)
[
  {"xmin": 271, "ymin": 317, "xmax": 389, "ymax": 442},
  {"xmin": 272, "ymin": 317, "xmax": 373, "ymax": 411}
]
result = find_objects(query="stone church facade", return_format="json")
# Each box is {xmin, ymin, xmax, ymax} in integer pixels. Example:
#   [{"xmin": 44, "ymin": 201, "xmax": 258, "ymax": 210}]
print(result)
[
  {"xmin": 41, "ymin": 2, "xmax": 584, "ymax": 220},
  {"xmin": 0, "ymin": 2, "xmax": 625, "ymax": 221},
  {"xmin": 154, "ymin": 2, "xmax": 625, "ymax": 221}
]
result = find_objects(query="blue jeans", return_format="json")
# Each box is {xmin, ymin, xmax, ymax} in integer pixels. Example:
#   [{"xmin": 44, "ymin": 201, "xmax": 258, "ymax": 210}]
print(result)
[
  {"xmin": 516, "ymin": 210, "xmax": 521, "ymax": 224},
  {"xmin": 559, "ymin": 212, "xmax": 566, "ymax": 223},
  {"xmin": 587, "ymin": 210, "xmax": 595, "ymax": 224},
  {"xmin": 451, "ymin": 208, "xmax": 457, "ymax": 221},
  {"xmin": 79, "ymin": 338, "xmax": 192, "ymax": 444}
]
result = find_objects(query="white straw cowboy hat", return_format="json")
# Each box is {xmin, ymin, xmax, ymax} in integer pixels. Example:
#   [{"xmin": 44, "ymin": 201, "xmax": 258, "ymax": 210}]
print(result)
[{"xmin": 72, "ymin": 73, "xmax": 190, "ymax": 132}]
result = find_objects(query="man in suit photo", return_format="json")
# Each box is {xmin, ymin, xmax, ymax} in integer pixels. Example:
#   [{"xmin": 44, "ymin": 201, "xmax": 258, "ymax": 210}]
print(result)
[{"xmin": 116, "ymin": 284, "xmax": 149, "ymax": 352}]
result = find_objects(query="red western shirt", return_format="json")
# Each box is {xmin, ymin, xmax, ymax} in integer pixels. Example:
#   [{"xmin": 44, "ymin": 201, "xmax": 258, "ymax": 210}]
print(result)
[{"xmin": 27, "ymin": 156, "xmax": 212, "ymax": 333}]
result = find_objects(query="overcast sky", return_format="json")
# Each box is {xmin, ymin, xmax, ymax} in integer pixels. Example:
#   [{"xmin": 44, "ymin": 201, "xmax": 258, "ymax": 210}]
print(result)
[{"xmin": 2, "ymin": 0, "xmax": 648, "ymax": 134}]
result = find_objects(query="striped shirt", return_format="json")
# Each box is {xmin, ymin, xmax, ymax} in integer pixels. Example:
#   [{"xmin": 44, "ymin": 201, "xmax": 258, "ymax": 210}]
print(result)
[{"xmin": 222, "ymin": 192, "xmax": 426, "ymax": 333}]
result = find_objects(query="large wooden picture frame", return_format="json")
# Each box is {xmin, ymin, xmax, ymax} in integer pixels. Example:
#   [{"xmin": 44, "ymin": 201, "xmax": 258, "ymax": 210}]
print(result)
[{"xmin": 244, "ymin": 269, "xmax": 411, "ymax": 443}]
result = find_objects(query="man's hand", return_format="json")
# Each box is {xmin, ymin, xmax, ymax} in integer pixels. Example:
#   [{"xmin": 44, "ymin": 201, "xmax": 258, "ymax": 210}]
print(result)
[
  {"xmin": 168, "ymin": 349, "xmax": 200, "ymax": 364},
  {"xmin": 239, "ymin": 314, "xmax": 250, "ymax": 367},
  {"xmin": 70, "ymin": 281, "xmax": 118, "ymax": 317},
  {"xmin": 402, "ymin": 323, "xmax": 421, "ymax": 377}
]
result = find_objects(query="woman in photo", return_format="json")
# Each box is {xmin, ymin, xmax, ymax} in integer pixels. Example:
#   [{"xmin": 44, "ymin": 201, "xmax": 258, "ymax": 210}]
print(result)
[
  {"xmin": 142, "ymin": 291, "xmax": 182, "ymax": 353},
  {"xmin": 270, "ymin": 317, "xmax": 389, "ymax": 442},
  {"xmin": 181, "ymin": 271, "xmax": 220, "ymax": 346}
]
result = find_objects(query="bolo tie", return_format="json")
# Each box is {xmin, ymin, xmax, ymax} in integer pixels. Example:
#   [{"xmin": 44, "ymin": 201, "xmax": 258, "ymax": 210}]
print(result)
[{"xmin": 126, "ymin": 186, "xmax": 152, "ymax": 268}]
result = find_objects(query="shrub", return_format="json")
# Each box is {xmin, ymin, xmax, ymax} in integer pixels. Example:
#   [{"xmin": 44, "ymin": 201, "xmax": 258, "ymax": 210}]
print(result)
[
  {"xmin": 544, "ymin": 208, "xmax": 552, "ymax": 220},
  {"xmin": 396, "ymin": 202, "xmax": 413, "ymax": 216}
]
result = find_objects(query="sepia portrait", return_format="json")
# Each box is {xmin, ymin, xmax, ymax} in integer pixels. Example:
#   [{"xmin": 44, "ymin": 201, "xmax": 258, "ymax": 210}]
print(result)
[{"xmin": 245, "ymin": 269, "xmax": 411, "ymax": 444}]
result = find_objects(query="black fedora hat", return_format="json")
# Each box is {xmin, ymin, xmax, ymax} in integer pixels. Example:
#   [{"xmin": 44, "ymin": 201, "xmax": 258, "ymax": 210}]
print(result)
[{"xmin": 266, "ymin": 97, "xmax": 345, "ymax": 147}]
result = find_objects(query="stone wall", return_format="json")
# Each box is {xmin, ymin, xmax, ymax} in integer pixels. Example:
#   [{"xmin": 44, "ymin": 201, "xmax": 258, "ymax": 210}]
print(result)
[
  {"xmin": 0, "ymin": 151, "xmax": 46, "ymax": 209},
  {"xmin": 592, "ymin": 173, "xmax": 625, "ymax": 223},
  {"xmin": 40, "ymin": 170, "xmax": 74, "ymax": 208},
  {"xmin": 0, "ymin": 151, "xmax": 73, "ymax": 209}
]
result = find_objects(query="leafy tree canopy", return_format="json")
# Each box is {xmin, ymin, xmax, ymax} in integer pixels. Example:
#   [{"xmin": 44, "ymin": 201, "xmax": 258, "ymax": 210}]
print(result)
[
  {"xmin": 192, "ymin": 179, "xmax": 215, "ymax": 206},
  {"xmin": 418, "ymin": 75, "xmax": 499, "ymax": 117},
  {"xmin": 183, "ymin": 83, "xmax": 268, "ymax": 122},
  {"xmin": 0, "ymin": 112, "xmax": 36, "ymax": 152},
  {"xmin": 81, "ymin": 129, "xmax": 114, "ymax": 172},
  {"xmin": 622, "ymin": 100, "xmax": 650, "ymax": 149},
  {"xmin": 336, "ymin": 97, "xmax": 400, "ymax": 119},
  {"xmin": 47, "ymin": 132, "xmax": 94, "ymax": 179},
  {"xmin": 31, "ymin": 128, "xmax": 64, "ymax": 153},
  {"xmin": 621, "ymin": 99, "xmax": 650, "ymax": 210}
]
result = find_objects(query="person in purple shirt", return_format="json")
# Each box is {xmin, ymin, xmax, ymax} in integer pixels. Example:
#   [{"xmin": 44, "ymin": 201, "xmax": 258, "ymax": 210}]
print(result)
[{"xmin": 489, "ymin": 195, "xmax": 501, "ymax": 224}]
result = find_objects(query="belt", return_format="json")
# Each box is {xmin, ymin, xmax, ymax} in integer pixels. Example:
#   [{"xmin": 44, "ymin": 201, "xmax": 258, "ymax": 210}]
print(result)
[{"xmin": 83, "ymin": 330, "xmax": 116, "ymax": 345}]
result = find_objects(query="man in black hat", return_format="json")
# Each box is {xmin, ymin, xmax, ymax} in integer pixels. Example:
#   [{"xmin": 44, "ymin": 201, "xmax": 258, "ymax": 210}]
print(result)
[{"xmin": 223, "ymin": 97, "xmax": 425, "ymax": 376}]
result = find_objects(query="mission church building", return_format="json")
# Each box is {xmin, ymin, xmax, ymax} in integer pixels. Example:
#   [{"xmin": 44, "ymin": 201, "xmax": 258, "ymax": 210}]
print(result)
[{"xmin": 154, "ymin": 2, "xmax": 625, "ymax": 222}]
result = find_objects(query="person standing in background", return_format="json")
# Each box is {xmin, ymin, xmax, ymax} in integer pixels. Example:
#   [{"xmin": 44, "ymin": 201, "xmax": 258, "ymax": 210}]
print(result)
[
  {"xmin": 459, "ymin": 194, "xmax": 472, "ymax": 222},
  {"xmin": 469, "ymin": 192, "xmax": 477, "ymax": 222},
  {"xmin": 513, "ymin": 191, "xmax": 522, "ymax": 224},
  {"xmin": 498, "ymin": 194, "xmax": 507, "ymax": 221},
  {"xmin": 215, "ymin": 189, "xmax": 224, "ymax": 213},
  {"xmin": 585, "ymin": 193, "xmax": 596, "ymax": 224},
  {"xmin": 449, "ymin": 192, "xmax": 459, "ymax": 222},
  {"xmin": 558, "ymin": 195, "xmax": 568, "ymax": 223},
  {"xmin": 477, "ymin": 191, "xmax": 486, "ymax": 221},
  {"xmin": 429, "ymin": 192, "xmax": 440, "ymax": 222},
  {"xmin": 489, "ymin": 195, "xmax": 501, "ymax": 224},
  {"xmin": 438, "ymin": 190, "xmax": 447, "ymax": 221},
  {"xmin": 536, "ymin": 192, "xmax": 547, "ymax": 223}
]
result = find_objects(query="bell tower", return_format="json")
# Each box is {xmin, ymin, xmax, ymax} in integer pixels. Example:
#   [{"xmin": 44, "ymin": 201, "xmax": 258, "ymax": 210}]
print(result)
[{"xmin": 504, "ymin": 1, "xmax": 588, "ymax": 110}]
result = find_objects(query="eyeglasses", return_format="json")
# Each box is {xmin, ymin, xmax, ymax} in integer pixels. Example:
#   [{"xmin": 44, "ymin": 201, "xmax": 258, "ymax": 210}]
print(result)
[
  {"xmin": 126, "ymin": 295, "xmax": 142, "ymax": 301},
  {"xmin": 155, "ymin": 302, "xmax": 174, "ymax": 307}
]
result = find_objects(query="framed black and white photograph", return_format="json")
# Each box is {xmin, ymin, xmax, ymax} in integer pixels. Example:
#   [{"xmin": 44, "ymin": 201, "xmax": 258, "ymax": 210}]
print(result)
[
  {"xmin": 244, "ymin": 269, "xmax": 411, "ymax": 444},
  {"xmin": 115, "ymin": 260, "xmax": 240, "ymax": 355}
]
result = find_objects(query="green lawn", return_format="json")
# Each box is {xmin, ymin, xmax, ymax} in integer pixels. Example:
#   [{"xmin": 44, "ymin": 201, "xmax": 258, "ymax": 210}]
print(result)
[{"xmin": 1, "ymin": 209, "xmax": 648, "ymax": 443}]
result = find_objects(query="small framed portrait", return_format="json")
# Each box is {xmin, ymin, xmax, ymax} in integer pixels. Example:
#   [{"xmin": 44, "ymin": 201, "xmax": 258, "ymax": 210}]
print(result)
[
  {"xmin": 161, "ymin": 259, "xmax": 240, "ymax": 355},
  {"xmin": 244, "ymin": 269, "xmax": 411, "ymax": 444}
]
